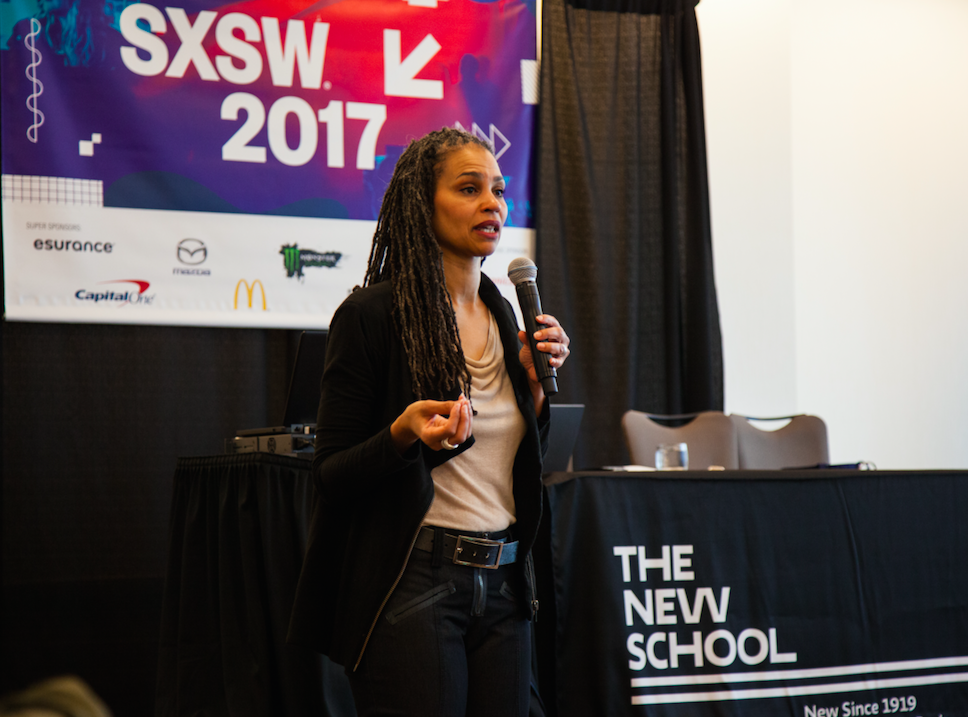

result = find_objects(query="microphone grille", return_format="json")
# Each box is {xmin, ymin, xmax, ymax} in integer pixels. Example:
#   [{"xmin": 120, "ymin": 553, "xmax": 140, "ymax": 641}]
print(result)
[{"xmin": 507, "ymin": 257, "xmax": 537, "ymax": 285}]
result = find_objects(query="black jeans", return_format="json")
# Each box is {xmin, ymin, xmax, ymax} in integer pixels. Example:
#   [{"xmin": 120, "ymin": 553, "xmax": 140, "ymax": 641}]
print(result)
[{"xmin": 347, "ymin": 529, "xmax": 531, "ymax": 717}]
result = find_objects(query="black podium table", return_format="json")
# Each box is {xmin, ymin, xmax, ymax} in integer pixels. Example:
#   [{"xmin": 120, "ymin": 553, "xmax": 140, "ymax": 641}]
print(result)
[
  {"xmin": 157, "ymin": 461, "xmax": 968, "ymax": 717},
  {"xmin": 156, "ymin": 453, "xmax": 354, "ymax": 717},
  {"xmin": 538, "ymin": 470, "xmax": 968, "ymax": 717}
]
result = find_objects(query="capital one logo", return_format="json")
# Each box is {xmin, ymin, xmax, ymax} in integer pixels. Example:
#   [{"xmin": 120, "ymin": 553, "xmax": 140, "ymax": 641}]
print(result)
[
  {"xmin": 177, "ymin": 238, "xmax": 207, "ymax": 265},
  {"xmin": 234, "ymin": 279, "xmax": 266, "ymax": 310},
  {"xmin": 75, "ymin": 279, "xmax": 155, "ymax": 306}
]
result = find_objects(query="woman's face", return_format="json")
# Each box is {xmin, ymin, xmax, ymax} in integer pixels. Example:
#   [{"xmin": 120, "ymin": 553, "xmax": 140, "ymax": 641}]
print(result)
[{"xmin": 431, "ymin": 144, "xmax": 507, "ymax": 262}]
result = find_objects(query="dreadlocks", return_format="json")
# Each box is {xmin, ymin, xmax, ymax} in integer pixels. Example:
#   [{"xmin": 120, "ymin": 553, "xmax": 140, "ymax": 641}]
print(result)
[{"xmin": 362, "ymin": 127, "xmax": 496, "ymax": 400}]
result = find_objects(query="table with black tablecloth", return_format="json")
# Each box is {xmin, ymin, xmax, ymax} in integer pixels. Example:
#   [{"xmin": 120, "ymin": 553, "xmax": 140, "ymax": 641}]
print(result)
[
  {"xmin": 156, "ymin": 453, "xmax": 354, "ymax": 717},
  {"xmin": 537, "ymin": 469, "xmax": 968, "ymax": 717},
  {"xmin": 157, "ymin": 460, "xmax": 968, "ymax": 717}
]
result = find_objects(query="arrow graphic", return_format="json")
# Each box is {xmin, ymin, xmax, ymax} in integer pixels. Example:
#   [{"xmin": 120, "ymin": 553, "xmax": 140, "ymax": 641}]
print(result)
[
  {"xmin": 455, "ymin": 121, "xmax": 512, "ymax": 161},
  {"xmin": 384, "ymin": 29, "xmax": 443, "ymax": 99}
]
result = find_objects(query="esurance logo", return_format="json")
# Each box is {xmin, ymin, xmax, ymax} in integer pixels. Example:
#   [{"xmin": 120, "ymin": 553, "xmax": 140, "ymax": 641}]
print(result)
[
  {"xmin": 75, "ymin": 280, "xmax": 155, "ymax": 306},
  {"xmin": 234, "ymin": 279, "xmax": 266, "ymax": 310},
  {"xmin": 34, "ymin": 239, "xmax": 114, "ymax": 253},
  {"xmin": 174, "ymin": 238, "xmax": 211, "ymax": 276},
  {"xmin": 280, "ymin": 244, "xmax": 341, "ymax": 279}
]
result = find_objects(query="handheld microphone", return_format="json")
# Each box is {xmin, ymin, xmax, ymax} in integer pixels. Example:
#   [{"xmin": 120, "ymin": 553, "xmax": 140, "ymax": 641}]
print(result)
[{"xmin": 508, "ymin": 257, "xmax": 558, "ymax": 396}]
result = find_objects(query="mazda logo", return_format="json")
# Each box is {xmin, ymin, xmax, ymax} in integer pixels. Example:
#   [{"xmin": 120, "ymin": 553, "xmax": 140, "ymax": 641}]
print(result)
[{"xmin": 177, "ymin": 238, "xmax": 207, "ymax": 265}]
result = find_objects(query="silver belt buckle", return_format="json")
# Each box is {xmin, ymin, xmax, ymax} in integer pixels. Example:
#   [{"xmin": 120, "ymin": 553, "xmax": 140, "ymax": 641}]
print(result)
[{"xmin": 453, "ymin": 535, "xmax": 504, "ymax": 569}]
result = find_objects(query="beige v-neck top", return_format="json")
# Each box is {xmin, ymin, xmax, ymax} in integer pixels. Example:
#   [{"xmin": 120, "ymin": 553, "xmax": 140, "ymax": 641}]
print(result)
[{"xmin": 424, "ymin": 310, "xmax": 527, "ymax": 532}]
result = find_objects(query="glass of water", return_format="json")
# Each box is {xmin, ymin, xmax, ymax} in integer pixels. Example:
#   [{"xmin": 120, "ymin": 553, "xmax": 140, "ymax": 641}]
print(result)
[{"xmin": 655, "ymin": 443, "xmax": 689, "ymax": 470}]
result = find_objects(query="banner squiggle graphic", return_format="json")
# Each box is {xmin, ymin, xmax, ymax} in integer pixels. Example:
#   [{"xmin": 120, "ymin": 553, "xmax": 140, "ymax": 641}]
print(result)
[{"xmin": 25, "ymin": 18, "xmax": 45, "ymax": 144}]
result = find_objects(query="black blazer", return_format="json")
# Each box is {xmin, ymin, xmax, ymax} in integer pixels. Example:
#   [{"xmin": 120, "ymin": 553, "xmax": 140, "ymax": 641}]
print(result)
[{"xmin": 288, "ymin": 274, "xmax": 549, "ymax": 670}]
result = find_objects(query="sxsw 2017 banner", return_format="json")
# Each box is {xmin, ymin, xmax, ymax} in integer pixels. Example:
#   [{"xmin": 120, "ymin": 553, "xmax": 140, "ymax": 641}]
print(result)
[{"xmin": 1, "ymin": 0, "xmax": 537, "ymax": 328}]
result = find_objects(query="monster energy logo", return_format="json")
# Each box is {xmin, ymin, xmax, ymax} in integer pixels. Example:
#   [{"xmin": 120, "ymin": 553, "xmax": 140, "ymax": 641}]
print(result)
[{"xmin": 280, "ymin": 244, "xmax": 342, "ymax": 279}]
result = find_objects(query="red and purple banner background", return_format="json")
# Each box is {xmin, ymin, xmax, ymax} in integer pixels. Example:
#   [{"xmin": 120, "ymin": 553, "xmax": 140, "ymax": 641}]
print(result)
[{"xmin": 1, "ymin": 0, "xmax": 537, "ymax": 327}]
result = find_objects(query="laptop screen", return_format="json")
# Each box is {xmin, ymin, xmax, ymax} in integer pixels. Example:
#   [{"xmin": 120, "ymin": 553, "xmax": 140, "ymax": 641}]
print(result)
[
  {"xmin": 545, "ymin": 404, "xmax": 584, "ymax": 473},
  {"xmin": 282, "ymin": 330, "xmax": 328, "ymax": 428}
]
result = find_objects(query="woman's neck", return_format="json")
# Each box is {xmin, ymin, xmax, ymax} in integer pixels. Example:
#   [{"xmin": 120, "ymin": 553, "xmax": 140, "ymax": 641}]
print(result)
[
  {"xmin": 443, "ymin": 256, "xmax": 491, "ymax": 361},
  {"xmin": 442, "ymin": 255, "xmax": 482, "ymax": 307}
]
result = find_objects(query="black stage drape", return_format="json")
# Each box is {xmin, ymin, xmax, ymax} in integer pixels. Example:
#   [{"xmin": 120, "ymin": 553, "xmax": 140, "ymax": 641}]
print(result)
[
  {"xmin": 537, "ymin": 0, "xmax": 724, "ymax": 469},
  {"xmin": 1, "ymin": 320, "xmax": 297, "ymax": 713}
]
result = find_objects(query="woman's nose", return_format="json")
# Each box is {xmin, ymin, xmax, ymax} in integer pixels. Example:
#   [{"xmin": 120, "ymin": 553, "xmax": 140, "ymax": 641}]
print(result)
[{"xmin": 481, "ymin": 191, "xmax": 501, "ymax": 211}]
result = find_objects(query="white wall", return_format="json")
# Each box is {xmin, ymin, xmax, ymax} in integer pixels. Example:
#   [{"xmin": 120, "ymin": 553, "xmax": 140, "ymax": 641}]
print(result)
[
  {"xmin": 698, "ymin": 0, "xmax": 796, "ymax": 417},
  {"xmin": 697, "ymin": 0, "xmax": 968, "ymax": 469}
]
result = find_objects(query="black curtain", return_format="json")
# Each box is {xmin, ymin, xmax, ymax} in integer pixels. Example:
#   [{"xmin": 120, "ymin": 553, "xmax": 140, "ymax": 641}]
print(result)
[
  {"xmin": 536, "ymin": 0, "xmax": 723, "ymax": 469},
  {"xmin": 1, "ymin": 320, "xmax": 296, "ymax": 713}
]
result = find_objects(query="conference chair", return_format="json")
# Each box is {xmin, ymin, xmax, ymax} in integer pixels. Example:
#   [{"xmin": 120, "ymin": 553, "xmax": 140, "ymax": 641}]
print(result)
[
  {"xmin": 728, "ymin": 414, "xmax": 829, "ymax": 469},
  {"xmin": 621, "ymin": 410, "xmax": 739, "ymax": 469}
]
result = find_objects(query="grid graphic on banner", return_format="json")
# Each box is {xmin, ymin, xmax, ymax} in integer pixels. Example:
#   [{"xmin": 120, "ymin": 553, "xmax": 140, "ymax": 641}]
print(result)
[{"xmin": 1, "ymin": 175, "xmax": 104, "ymax": 206}]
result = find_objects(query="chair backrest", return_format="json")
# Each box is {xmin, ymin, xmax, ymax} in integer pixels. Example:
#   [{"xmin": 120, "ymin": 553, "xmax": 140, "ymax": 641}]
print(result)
[
  {"xmin": 621, "ymin": 411, "xmax": 739, "ymax": 469},
  {"xmin": 729, "ymin": 414, "xmax": 829, "ymax": 469}
]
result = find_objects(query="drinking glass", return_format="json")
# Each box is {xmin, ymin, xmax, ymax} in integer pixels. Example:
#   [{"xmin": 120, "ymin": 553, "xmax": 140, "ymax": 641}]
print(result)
[{"xmin": 655, "ymin": 442, "xmax": 689, "ymax": 470}]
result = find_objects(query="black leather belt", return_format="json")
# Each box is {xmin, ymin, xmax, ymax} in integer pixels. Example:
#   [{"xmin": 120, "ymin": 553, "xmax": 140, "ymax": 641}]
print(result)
[{"xmin": 415, "ymin": 526, "xmax": 518, "ymax": 569}]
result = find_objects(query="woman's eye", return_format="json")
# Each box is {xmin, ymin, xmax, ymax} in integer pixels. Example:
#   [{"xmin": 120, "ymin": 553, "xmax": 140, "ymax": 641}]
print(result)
[{"xmin": 494, "ymin": 188, "xmax": 505, "ymax": 198}]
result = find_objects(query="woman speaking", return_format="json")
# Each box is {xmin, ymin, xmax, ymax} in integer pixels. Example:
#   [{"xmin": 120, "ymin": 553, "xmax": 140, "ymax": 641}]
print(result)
[{"xmin": 290, "ymin": 127, "xmax": 570, "ymax": 716}]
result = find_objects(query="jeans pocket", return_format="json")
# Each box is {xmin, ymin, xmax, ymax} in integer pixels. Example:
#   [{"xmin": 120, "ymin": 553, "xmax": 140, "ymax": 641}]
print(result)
[
  {"xmin": 499, "ymin": 580, "xmax": 517, "ymax": 601},
  {"xmin": 385, "ymin": 581, "xmax": 456, "ymax": 625}
]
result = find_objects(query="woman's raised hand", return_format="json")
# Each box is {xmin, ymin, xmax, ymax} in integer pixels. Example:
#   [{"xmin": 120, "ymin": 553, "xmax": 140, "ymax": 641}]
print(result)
[{"xmin": 390, "ymin": 394, "xmax": 473, "ymax": 454}]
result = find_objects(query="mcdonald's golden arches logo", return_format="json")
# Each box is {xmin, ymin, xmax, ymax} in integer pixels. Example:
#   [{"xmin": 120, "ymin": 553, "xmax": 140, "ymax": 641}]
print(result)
[{"xmin": 234, "ymin": 279, "xmax": 266, "ymax": 310}]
